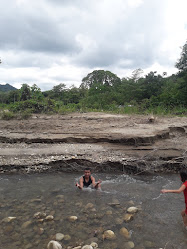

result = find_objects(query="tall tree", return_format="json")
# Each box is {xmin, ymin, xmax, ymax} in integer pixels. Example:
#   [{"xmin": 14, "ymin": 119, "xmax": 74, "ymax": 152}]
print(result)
[
  {"xmin": 175, "ymin": 40, "xmax": 187, "ymax": 72},
  {"xmin": 20, "ymin": 84, "xmax": 31, "ymax": 101},
  {"xmin": 81, "ymin": 70, "xmax": 121, "ymax": 88}
]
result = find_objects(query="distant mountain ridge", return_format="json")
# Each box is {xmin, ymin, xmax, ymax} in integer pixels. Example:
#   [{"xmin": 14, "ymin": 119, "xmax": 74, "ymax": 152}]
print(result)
[{"xmin": 0, "ymin": 83, "xmax": 17, "ymax": 92}]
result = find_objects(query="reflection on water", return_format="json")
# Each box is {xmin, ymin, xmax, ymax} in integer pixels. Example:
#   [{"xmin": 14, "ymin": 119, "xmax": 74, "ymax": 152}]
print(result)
[{"xmin": 0, "ymin": 173, "xmax": 187, "ymax": 249}]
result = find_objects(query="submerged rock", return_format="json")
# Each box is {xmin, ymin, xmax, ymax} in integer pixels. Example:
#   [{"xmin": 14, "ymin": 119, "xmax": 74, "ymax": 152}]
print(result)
[
  {"xmin": 47, "ymin": 240, "xmax": 62, "ymax": 249},
  {"xmin": 82, "ymin": 245, "xmax": 93, "ymax": 249},
  {"xmin": 127, "ymin": 207, "xmax": 138, "ymax": 214},
  {"xmin": 55, "ymin": 233, "xmax": 64, "ymax": 241},
  {"xmin": 120, "ymin": 227, "xmax": 131, "ymax": 239},
  {"xmin": 103, "ymin": 230, "xmax": 116, "ymax": 240},
  {"xmin": 2, "ymin": 217, "xmax": 16, "ymax": 223},
  {"xmin": 123, "ymin": 213, "xmax": 134, "ymax": 222},
  {"xmin": 68, "ymin": 216, "xmax": 78, "ymax": 222},
  {"xmin": 45, "ymin": 215, "xmax": 54, "ymax": 221}
]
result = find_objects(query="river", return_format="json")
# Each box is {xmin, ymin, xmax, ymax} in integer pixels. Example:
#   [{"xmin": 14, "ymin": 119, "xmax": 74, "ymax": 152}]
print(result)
[{"xmin": 0, "ymin": 172, "xmax": 186, "ymax": 249}]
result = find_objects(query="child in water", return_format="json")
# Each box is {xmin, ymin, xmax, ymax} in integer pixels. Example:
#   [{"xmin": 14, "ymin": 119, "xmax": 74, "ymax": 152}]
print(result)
[{"xmin": 161, "ymin": 171, "xmax": 187, "ymax": 229}]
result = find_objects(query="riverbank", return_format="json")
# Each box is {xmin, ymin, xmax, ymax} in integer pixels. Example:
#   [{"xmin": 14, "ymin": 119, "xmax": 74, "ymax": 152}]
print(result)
[{"xmin": 0, "ymin": 112, "xmax": 186, "ymax": 174}]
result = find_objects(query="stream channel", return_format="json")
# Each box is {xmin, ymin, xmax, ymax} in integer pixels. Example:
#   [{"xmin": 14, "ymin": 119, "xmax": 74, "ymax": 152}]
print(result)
[{"xmin": 0, "ymin": 173, "xmax": 187, "ymax": 249}]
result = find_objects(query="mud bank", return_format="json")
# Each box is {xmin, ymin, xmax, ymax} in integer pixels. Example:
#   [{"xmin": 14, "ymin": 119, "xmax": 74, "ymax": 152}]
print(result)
[{"xmin": 0, "ymin": 113, "xmax": 186, "ymax": 174}]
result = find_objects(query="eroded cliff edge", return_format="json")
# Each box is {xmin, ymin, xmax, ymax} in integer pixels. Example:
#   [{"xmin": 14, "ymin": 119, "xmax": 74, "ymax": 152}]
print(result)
[{"xmin": 0, "ymin": 113, "xmax": 186, "ymax": 174}]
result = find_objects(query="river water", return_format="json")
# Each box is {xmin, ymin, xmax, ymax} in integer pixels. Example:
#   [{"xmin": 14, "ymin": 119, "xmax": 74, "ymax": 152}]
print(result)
[{"xmin": 0, "ymin": 172, "xmax": 186, "ymax": 249}]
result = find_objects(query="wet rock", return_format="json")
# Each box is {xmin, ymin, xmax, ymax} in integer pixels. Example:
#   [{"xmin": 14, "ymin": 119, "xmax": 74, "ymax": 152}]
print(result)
[
  {"xmin": 127, "ymin": 207, "xmax": 138, "ymax": 214},
  {"xmin": 126, "ymin": 241, "xmax": 135, "ymax": 248},
  {"xmin": 123, "ymin": 213, "xmax": 134, "ymax": 222},
  {"xmin": 45, "ymin": 215, "xmax": 54, "ymax": 221},
  {"xmin": 56, "ymin": 233, "xmax": 65, "ymax": 241},
  {"xmin": 68, "ymin": 216, "xmax": 78, "ymax": 222},
  {"xmin": 33, "ymin": 212, "xmax": 46, "ymax": 219},
  {"xmin": 115, "ymin": 218, "xmax": 123, "ymax": 225},
  {"xmin": 2, "ymin": 216, "xmax": 16, "ymax": 223},
  {"xmin": 90, "ymin": 242, "xmax": 98, "ymax": 248},
  {"xmin": 22, "ymin": 220, "xmax": 32, "ymax": 229},
  {"xmin": 120, "ymin": 227, "xmax": 130, "ymax": 239},
  {"xmin": 38, "ymin": 227, "xmax": 44, "ymax": 235},
  {"xmin": 47, "ymin": 240, "xmax": 62, "ymax": 249},
  {"xmin": 106, "ymin": 210, "xmax": 113, "ymax": 215},
  {"xmin": 103, "ymin": 230, "xmax": 116, "ymax": 240},
  {"xmin": 85, "ymin": 203, "xmax": 94, "ymax": 209},
  {"xmin": 64, "ymin": 234, "xmax": 71, "ymax": 241},
  {"xmin": 144, "ymin": 241, "xmax": 155, "ymax": 248},
  {"xmin": 82, "ymin": 245, "xmax": 93, "ymax": 249}
]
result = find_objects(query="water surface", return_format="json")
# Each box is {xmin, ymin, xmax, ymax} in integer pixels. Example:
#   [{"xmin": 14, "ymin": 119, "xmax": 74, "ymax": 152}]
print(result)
[{"xmin": 0, "ymin": 172, "xmax": 186, "ymax": 249}]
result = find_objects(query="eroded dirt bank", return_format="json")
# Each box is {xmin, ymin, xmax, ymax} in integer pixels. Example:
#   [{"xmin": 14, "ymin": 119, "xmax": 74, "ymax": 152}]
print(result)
[{"xmin": 0, "ymin": 112, "xmax": 186, "ymax": 174}]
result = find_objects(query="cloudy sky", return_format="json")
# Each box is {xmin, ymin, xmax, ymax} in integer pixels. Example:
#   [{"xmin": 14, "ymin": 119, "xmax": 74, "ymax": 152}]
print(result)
[{"xmin": 0, "ymin": 0, "xmax": 187, "ymax": 91}]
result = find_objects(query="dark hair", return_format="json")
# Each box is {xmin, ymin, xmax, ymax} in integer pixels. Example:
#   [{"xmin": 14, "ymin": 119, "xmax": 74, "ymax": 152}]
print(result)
[
  {"xmin": 180, "ymin": 171, "xmax": 187, "ymax": 182},
  {"xmin": 84, "ymin": 168, "xmax": 91, "ymax": 171}
]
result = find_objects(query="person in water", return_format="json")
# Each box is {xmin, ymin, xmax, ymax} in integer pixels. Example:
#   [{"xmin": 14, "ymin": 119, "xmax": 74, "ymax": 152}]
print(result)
[
  {"xmin": 76, "ymin": 168, "xmax": 102, "ymax": 190},
  {"xmin": 161, "ymin": 171, "xmax": 187, "ymax": 229}
]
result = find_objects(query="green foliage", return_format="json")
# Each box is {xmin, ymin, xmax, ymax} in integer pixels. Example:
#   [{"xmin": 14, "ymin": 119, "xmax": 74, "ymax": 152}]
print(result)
[
  {"xmin": 1, "ymin": 111, "xmax": 15, "ymax": 120},
  {"xmin": 175, "ymin": 40, "xmax": 187, "ymax": 71}
]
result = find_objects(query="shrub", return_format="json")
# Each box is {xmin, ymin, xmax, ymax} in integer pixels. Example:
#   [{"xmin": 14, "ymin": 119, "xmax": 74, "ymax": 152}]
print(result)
[{"xmin": 1, "ymin": 111, "xmax": 15, "ymax": 120}]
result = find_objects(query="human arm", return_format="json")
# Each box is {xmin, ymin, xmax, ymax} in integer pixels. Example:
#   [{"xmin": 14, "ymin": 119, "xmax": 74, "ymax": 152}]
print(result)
[
  {"xmin": 91, "ymin": 176, "xmax": 102, "ymax": 189},
  {"xmin": 76, "ymin": 177, "xmax": 84, "ymax": 190},
  {"xmin": 161, "ymin": 184, "xmax": 186, "ymax": 194}
]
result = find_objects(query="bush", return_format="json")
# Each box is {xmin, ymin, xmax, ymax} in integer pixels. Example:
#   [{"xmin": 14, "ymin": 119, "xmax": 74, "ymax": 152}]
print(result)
[{"xmin": 1, "ymin": 111, "xmax": 15, "ymax": 120}]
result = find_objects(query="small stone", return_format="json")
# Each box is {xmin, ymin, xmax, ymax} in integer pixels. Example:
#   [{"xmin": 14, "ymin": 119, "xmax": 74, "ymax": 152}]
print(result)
[
  {"xmin": 68, "ymin": 216, "xmax": 78, "ymax": 222},
  {"xmin": 33, "ymin": 212, "xmax": 46, "ymax": 219},
  {"xmin": 85, "ymin": 203, "xmax": 94, "ymax": 209},
  {"xmin": 123, "ymin": 213, "xmax": 134, "ymax": 222},
  {"xmin": 64, "ymin": 234, "xmax": 71, "ymax": 241},
  {"xmin": 56, "ymin": 233, "xmax": 65, "ymax": 241},
  {"xmin": 127, "ymin": 241, "xmax": 135, "ymax": 248},
  {"xmin": 47, "ymin": 240, "xmax": 62, "ymax": 249},
  {"xmin": 45, "ymin": 215, "xmax": 54, "ymax": 221},
  {"xmin": 82, "ymin": 246, "xmax": 93, "ymax": 249},
  {"xmin": 22, "ymin": 221, "xmax": 32, "ymax": 229},
  {"xmin": 90, "ymin": 242, "xmax": 98, "ymax": 248},
  {"xmin": 120, "ymin": 227, "xmax": 131, "ymax": 239},
  {"xmin": 2, "ymin": 217, "xmax": 16, "ymax": 223},
  {"xmin": 127, "ymin": 207, "xmax": 138, "ymax": 214},
  {"xmin": 103, "ymin": 230, "xmax": 116, "ymax": 240}
]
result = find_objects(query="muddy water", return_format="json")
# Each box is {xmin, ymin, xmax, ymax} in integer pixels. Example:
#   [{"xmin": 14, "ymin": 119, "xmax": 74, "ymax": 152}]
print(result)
[{"xmin": 0, "ymin": 173, "xmax": 187, "ymax": 249}]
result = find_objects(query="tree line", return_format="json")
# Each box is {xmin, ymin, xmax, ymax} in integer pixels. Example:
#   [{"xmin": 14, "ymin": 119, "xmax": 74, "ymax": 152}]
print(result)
[{"xmin": 0, "ymin": 40, "xmax": 186, "ymax": 117}]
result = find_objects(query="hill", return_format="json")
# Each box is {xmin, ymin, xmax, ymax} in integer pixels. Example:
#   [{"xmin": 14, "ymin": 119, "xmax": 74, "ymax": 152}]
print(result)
[{"xmin": 0, "ymin": 83, "xmax": 17, "ymax": 92}]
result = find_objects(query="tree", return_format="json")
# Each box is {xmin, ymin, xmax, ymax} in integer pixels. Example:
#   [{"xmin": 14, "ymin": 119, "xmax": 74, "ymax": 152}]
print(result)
[
  {"xmin": 175, "ymin": 40, "xmax": 187, "ymax": 72},
  {"xmin": 80, "ymin": 70, "xmax": 121, "ymax": 88},
  {"xmin": 20, "ymin": 84, "xmax": 31, "ymax": 101},
  {"xmin": 31, "ymin": 84, "xmax": 43, "ymax": 100}
]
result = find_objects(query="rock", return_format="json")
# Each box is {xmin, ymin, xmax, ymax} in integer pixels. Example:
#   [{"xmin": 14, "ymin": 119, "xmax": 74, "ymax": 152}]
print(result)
[
  {"xmin": 123, "ymin": 213, "xmax": 134, "ymax": 222},
  {"xmin": 115, "ymin": 218, "xmax": 123, "ymax": 225},
  {"xmin": 2, "ymin": 217, "xmax": 16, "ymax": 223},
  {"xmin": 68, "ymin": 215, "xmax": 78, "ymax": 222},
  {"xmin": 72, "ymin": 246, "xmax": 81, "ymax": 249},
  {"xmin": 82, "ymin": 246, "xmax": 93, "ymax": 249},
  {"xmin": 64, "ymin": 234, "xmax": 71, "ymax": 241},
  {"xmin": 106, "ymin": 210, "xmax": 113, "ymax": 215},
  {"xmin": 45, "ymin": 215, "xmax": 54, "ymax": 221},
  {"xmin": 120, "ymin": 227, "xmax": 130, "ymax": 239},
  {"xmin": 126, "ymin": 241, "xmax": 135, "ymax": 248},
  {"xmin": 22, "ymin": 220, "xmax": 32, "ymax": 229},
  {"xmin": 38, "ymin": 227, "xmax": 44, "ymax": 235},
  {"xmin": 85, "ymin": 203, "xmax": 94, "ymax": 209},
  {"xmin": 127, "ymin": 207, "xmax": 138, "ymax": 214},
  {"xmin": 90, "ymin": 242, "xmax": 98, "ymax": 248},
  {"xmin": 33, "ymin": 212, "xmax": 46, "ymax": 219},
  {"xmin": 56, "ymin": 233, "xmax": 65, "ymax": 241},
  {"xmin": 47, "ymin": 240, "xmax": 62, "ymax": 249},
  {"xmin": 103, "ymin": 230, "xmax": 116, "ymax": 240}
]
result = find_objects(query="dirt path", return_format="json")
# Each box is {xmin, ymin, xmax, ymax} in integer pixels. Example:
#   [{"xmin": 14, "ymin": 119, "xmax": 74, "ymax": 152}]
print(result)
[{"xmin": 0, "ymin": 113, "xmax": 186, "ymax": 173}]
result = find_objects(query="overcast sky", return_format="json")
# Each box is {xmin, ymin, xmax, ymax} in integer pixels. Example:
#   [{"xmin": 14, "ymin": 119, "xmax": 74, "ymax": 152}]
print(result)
[{"xmin": 0, "ymin": 0, "xmax": 187, "ymax": 91}]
